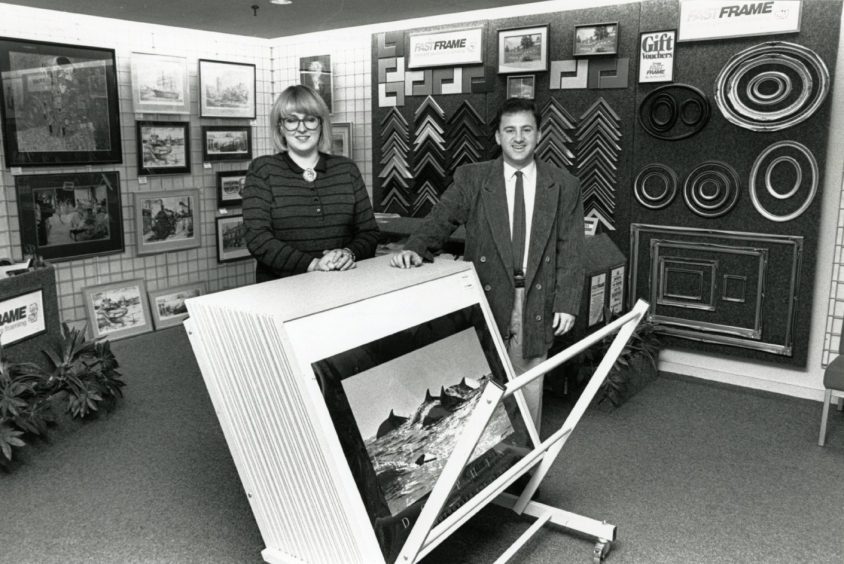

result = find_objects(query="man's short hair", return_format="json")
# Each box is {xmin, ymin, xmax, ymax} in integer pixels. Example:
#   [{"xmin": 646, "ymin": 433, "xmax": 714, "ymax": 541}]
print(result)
[{"xmin": 493, "ymin": 98, "xmax": 541, "ymax": 130}]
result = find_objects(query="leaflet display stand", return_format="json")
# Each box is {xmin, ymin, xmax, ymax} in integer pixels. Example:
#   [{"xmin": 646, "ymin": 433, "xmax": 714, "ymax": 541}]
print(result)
[{"xmin": 184, "ymin": 255, "xmax": 646, "ymax": 564}]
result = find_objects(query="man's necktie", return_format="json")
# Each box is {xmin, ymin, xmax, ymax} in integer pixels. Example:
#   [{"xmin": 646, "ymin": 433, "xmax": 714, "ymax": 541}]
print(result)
[{"xmin": 512, "ymin": 170, "xmax": 526, "ymax": 273}]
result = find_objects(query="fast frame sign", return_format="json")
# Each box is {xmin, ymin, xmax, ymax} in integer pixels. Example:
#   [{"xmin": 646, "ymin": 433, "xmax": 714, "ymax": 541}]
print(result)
[
  {"xmin": 408, "ymin": 27, "xmax": 484, "ymax": 68},
  {"xmin": 678, "ymin": 0, "xmax": 802, "ymax": 42},
  {"xmin": 0, "ymin": 289, "xmax": 46, "ymax": 346}
]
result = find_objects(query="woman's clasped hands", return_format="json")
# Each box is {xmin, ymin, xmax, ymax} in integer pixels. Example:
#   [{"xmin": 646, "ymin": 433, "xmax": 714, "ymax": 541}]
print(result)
[{"xmin": 309, "ymin": 248, "xmax": 355, "ymax": 272}]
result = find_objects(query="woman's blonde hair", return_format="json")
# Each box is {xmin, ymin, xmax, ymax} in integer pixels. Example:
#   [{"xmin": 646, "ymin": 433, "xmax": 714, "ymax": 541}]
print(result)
[{"xmin": 269, "ymin": 84, "xmax": 333, "ymax": 153}]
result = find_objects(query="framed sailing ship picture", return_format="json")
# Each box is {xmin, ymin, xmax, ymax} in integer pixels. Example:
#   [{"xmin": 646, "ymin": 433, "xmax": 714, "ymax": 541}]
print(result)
[
  {"xmin": 136, "ymin": 121, "xmax": 190, "ymax": 175},
  {"xmin": 130, "ymin": 52, "xmax": 189, "ymax": 114},
  {"xmin": 0, "ymin": 37, "xmax": 122, "ymax": 166},
  {"xmin": 198, "ymin": 59, "xmax": 256, "ymax": 119},
  {"xmin": 82, "ymin": 279, "xmax": 153, "ymax": 341}
]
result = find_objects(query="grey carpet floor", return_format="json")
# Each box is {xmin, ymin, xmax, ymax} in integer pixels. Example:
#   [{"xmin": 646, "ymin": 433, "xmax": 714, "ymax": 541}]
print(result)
[{"xmin": 1, "ymin": 326, "xmax": 843, "ymax": 563}]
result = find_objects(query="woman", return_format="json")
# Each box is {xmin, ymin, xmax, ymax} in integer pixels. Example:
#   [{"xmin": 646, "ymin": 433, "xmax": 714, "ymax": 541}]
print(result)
[{"xmin": 242, "ymin": 85, "xmax": 380, "ymax": 282}]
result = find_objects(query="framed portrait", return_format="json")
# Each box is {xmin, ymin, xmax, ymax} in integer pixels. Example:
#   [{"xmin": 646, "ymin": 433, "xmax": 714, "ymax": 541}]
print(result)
[
  {"xmin": 0, "ymin": 289, "xmax": 46, "ymax": 347},
  {"xmin": 82, "ymin": 279, "xmax": 152, "ymax": 341},
  {"xmin": 130, "ymin": 52, "xmax": 189, "ymax": 114},
  {"xmin": 330, "ymin": 122, "xmax": 352, "ymax": 158},
  {"xmin": 134, "ymin": 189, "xmax": 201, "ymax": 256},
  {"xmin": 216, "ymin": 214, "xmax": 251, "ymax": 263},
  {"xmin": 198, "ymin": 59, "xmax": 256, "ymax": 119},
  {"xmin": 639, "ymin": 30, "xmax": 676, "ymax": 83},
  {"xmin": 136, "ymin": 120, "xmax": 190, "ymax": 175},
  {"xmin": 202, "ymin": 125, "xmax": 252, "ymax": 162},
  {"xmin": 0, "ymin": 37, "xmax": 122, "ymax": 167},
  {"xmin": 506, "ymin": 74, "xmax": 535, "ymax": 99},
  {"xmin": 497, "ymin": 25, "xmax": 549, "ymax": 74},
  {"xmin": 217, "ymin": 170, "xmax": 248, "ymax": 208},
  {"xmin": 574, "ymin": 22, "xmax": 620, "ymax": 57},
  {"xmin": 299, "ymin": 54, "xmax": 332, "ymax": 113},
  {"xmin": 407, "ymin": 27, "xmax": 484, "ymax": 69},
  {"xmin": 148, "ymin": 282, "xmax": 206, "ymax": 330},
  {"xmin": 15, "ymin": 171, "xmax": 124, "ymax": 263}
]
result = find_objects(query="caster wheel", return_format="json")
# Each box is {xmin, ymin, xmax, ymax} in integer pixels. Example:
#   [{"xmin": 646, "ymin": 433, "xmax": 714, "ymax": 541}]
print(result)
[{"xmin": 593, "ymin": 539, "xmax": 611, "ymax": 563}]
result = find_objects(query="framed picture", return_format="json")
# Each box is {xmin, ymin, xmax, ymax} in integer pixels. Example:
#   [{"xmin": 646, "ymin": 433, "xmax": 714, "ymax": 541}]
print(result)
[
  {"xmin": 136, "ymin": 120, "xmax": 190, "ymax": 175},
  {"xmin": 202, "ymin": 125, "xmax": 252, "ymax": 162},
  {"xmin": 134, "ymin": 189, "xmax": 201, "ymax": 256},
  {"xmin": 216, "ymin": 214, "xmax": 251, "ymax": 263},
  {"xmin": 217, "ymin": 170, "xmax": 248, "ymax": 208},
  {"xmin": 639, "ymin": 30, "xmax": 676, "ymax": 83},
  {"xmin": 330, "ymin": 122, "xmax": 352, "ymax": 158},
  {"xmin": 198, "ymin": 59, "xmax": 256, "ymax": 119},
  {"xmin": 15, "ymin": 172, "xmax": 124, "ymax": 263},
  {"xmin": 0, "ymin": 37, "xmax": 122, "ymax": 167},
  {"xmin": 497, "ymin": 25, "xmax": 549, "ymax": 74},
  {"xmin": 407, "ymin": 27, "xmax": 484, "ymax": 69},
  {"xmin": 0, "ymin": 289, "xmax": 46, "ymax": 346},
  {"xmin": 82, "ymin": 279, "xmax": 152, "ymax": 341},
  {"xmin": 130, "ymin": 52, "xmax": 189, "ymax": 114},
  {"xmin": 148, "ymin": 282, "xmax": 206, "ymax": 330},
  {"xmin": 506, "ymin": 74, "xmax": 535, "ymax": 99},
  {"xmin": 299, "ymin": 55, "xmax": 332, "ymax": 113},
  {"xmin": 574, "ymin": 22, "xmax": 620, "ymax": 57}
]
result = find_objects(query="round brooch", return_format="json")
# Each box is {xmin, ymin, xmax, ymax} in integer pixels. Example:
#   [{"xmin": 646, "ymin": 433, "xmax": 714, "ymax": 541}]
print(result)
[{"xmin": 302, "ymin": 168, "xmax": 317, "ymax": 182}]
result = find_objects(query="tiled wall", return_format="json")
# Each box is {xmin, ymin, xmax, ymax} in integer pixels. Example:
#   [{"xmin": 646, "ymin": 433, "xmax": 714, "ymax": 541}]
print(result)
[{"xmin": 823, "ymin": 173, "xmax": 844, "ymax": 367}]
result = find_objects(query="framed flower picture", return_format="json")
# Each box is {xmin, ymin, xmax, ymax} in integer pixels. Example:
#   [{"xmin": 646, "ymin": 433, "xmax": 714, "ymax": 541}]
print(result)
[
  {"xmin": 148, "ymin": 282, "xmax": 206, "ymax": 330},
  {"xmin": 15, "ymin": 171, "xmax": 124, "ymax": 263},
  {"xmin": 216, "ymin": 214, "xmax": 251, "ymax": 263},
  {"xmin": 130, "ymin": 52, "xmax": 189, "ymax": 114},
  {"xmin": 133, "ymin": 189, "xmax": 201, "ymax": 256},
  {"xmin": 202, "ymin": 125, "xmax": 252, "ymax": 162},
  {"xmin": 136, "ymin": 121, "xmax": 191, "ymax": 175},
  {"xmin": 217, "ymin": 170, "xmax": 248, "ymax": 208},
  {"xmin": 497, "ymin": 25, "xmax": 549, "ymax": 74},
  {"xmin": 198, "ymin": 59, "xmax": 256, "ymax": 119},
  {"xmin": 82, "ymin": 278, "xmax": 153, "ymax": 341},
  {"xmin": 0, "ymin": 37, "xmax": 122, "ymax": 166}
]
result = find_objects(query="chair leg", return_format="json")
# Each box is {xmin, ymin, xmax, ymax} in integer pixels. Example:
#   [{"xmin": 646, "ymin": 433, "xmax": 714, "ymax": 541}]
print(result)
[{"xmin": 819, "ymin": 390, "xmax": 832, "ymax": 446}]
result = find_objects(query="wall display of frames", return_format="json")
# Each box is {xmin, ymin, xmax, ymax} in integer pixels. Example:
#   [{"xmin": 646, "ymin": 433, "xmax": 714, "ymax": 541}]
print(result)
[
  {"xmin": 14, "ymin": 172, "xmax": 124, "ymax": 263},
  {"xmin": 198, "ymin": 59, "xmax": 256, "ymax": 119},
  {"xmin": 330, "ymin": 122, "xmax": 352, "ymax": 158},
  {"xmin": 136, "ymin": 120, "xmax": 191, "ymax": 175},
  {"xmin": 216, "ymin": 170, "xmax": 247, "ymax": 208},
  {"xmin": 216, "ymin": 214, "xmax": 250, "ymax": 263},
  {"xmin": 299, "ymin": 54, "xmax": 333, "ymax": 113},
  {"xmin": 134, "ymin": 189, "xmax": 201, "ymax": 256},
  {"xmin": 497, "ymin": 25, "xmax": 549, "ymax": 73},
  {"xmin": 82, "ymin": 278, "xmax": 153, "ymax": 341},
  {"xmin": 202, "ymin": 125, "xmax": 252, "ymax": 162},
  {"xmin": 573, "ymin": 22, "xmax": 619, "ymax": 57},
  {"xmin": 148, "ymin": 282, "xmax": 206, "ymax": 330},
  {"xmin": 130, "ymin": 52, "xmax": 189, "ymax": 114},
  {"xmin": 0, "ymin": 37, "xmax": 122, "ymax": 167}
]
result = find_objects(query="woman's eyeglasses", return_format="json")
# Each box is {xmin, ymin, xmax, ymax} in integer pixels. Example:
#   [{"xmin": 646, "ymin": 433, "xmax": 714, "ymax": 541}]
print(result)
[{"xmin": 281, "ymin": 116, "xmax": 321, "ymax": 131}]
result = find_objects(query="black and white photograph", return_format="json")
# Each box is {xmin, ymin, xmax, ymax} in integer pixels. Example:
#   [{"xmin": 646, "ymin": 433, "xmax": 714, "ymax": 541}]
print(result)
[
  {"xmin": 136, "ymin": 121, "xmax": 190, "ymax": 175},
  {"xmin": 134, "ymin": 189, "xmax": 201, "ymax": 255},
  {"xmin": 82, "ymin": 279, "xmax": 152, "ymax": 340},
  {"xmin": 202, "ymin": 125, "xmax": 252, "ymax": 161},
  {"xmin": 299, "ymin": 54, "xmax": 332, "ymax": 112}
]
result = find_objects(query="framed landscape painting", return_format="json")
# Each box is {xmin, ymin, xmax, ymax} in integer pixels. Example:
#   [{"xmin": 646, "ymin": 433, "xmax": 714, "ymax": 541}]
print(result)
[
  {"xmin": 82, "ymin": 279, "xmax": 152, "ymax": 341},
  {"xmin": 0, "ymin": 37, "xmax": 122, "ymax": 166},
  {"xmin": 134, "ymin": 189, "xmax": 201, "ymax": 256},
  {"xmin": 130, "ymin": 52, "xmax": 189, "ymax": 114},
  {"xmin": 148, "ymin": 282, "xmax": 206, "ymax": 330},
  {"xmin": 497, "ymin": 25, "xmax": 549, "ymax": 74},
  {"xmin": 216, "ymin": 214, "xmax": 250, "ymax": 263},
  {"xmin": 136, "ymin": 120, "xmax": 190, "ymax": 175},
  {"xmin": 15, "ymin": 171, "xmax": 124, "ymax": 262},
  {"xmin": 198, "ymin": 59, "xmax": 256, "ymax": 119},
  {"xmin": 217, "ymin": 170, "xmax": 247, "ymax": 208},
  {"xmin": 202, "ymin": 125, "xmax": 252, "ymax": 161},
  {"xmin": 574, "ymin": 22, "xmax": 620, "ymax": 57}
]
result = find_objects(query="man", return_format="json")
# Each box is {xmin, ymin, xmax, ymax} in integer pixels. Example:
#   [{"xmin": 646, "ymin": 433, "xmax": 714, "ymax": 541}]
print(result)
[{"xmin": 391, "ymin": 97, "xmax": 585, "ymax": 432}]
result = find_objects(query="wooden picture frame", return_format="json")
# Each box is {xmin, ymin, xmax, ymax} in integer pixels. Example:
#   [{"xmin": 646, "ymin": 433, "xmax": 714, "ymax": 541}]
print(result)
[
  {"xmin": 136, "ymin": 120, "xmax": 190, "ymax": 175},
  {"xmin": 202, "ymin": 125, "xmax": 252, "ymax": 162},
  {"xmin": 574, "ymin": 22, "xmax": 620, "ymax": 57},
  {"xmin": 82, "ymin": 278, "xmax": 153, "ymax": 341},
  {"xmin": 130, "ymin": 52, "xmax": 189, "ymax": 114},
  {"xmin": 217, "ymin": 170, "xmax": 248, "ymax": 208},
  {"xmin": 0, "ymin": 37, "xmax": 122, "ymax": 167},
  {"xmin": 299, "ymin": 54, "xmax": 333, "ymax": 113},
  {"xmin": 330, "ymin": 122, "xmax": 352, "ymax": 158},
  {"xmin": 506, "ymin": 74, "xmax": 535, "ymax": 99},
  {"xmin": 148, "ymin": 282, "xmax": 206, "ymax": 330},
  {"xmin": 134, "ymin": 189, "xmax": 201, "ymax": 256},
  {"xmin": 216, "ymin": 214, "xmax": 251, "ymax": 263},
  {"xmin": 14, "ymin": 171, "xmax": 124, "ymax": 263},
  {"xmin": 497, "ymin": 25, "xmax": 549, "ymax": 74},
  {"xmin": 198, "ymin": 59, "xmax": 256, "ymax": 119}
]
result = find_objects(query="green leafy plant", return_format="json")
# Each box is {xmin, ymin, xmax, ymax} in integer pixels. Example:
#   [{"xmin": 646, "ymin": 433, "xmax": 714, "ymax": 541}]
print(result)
[{"xmin": 0, "ymin": 323, "xmax": 125, "ymax": 467}]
